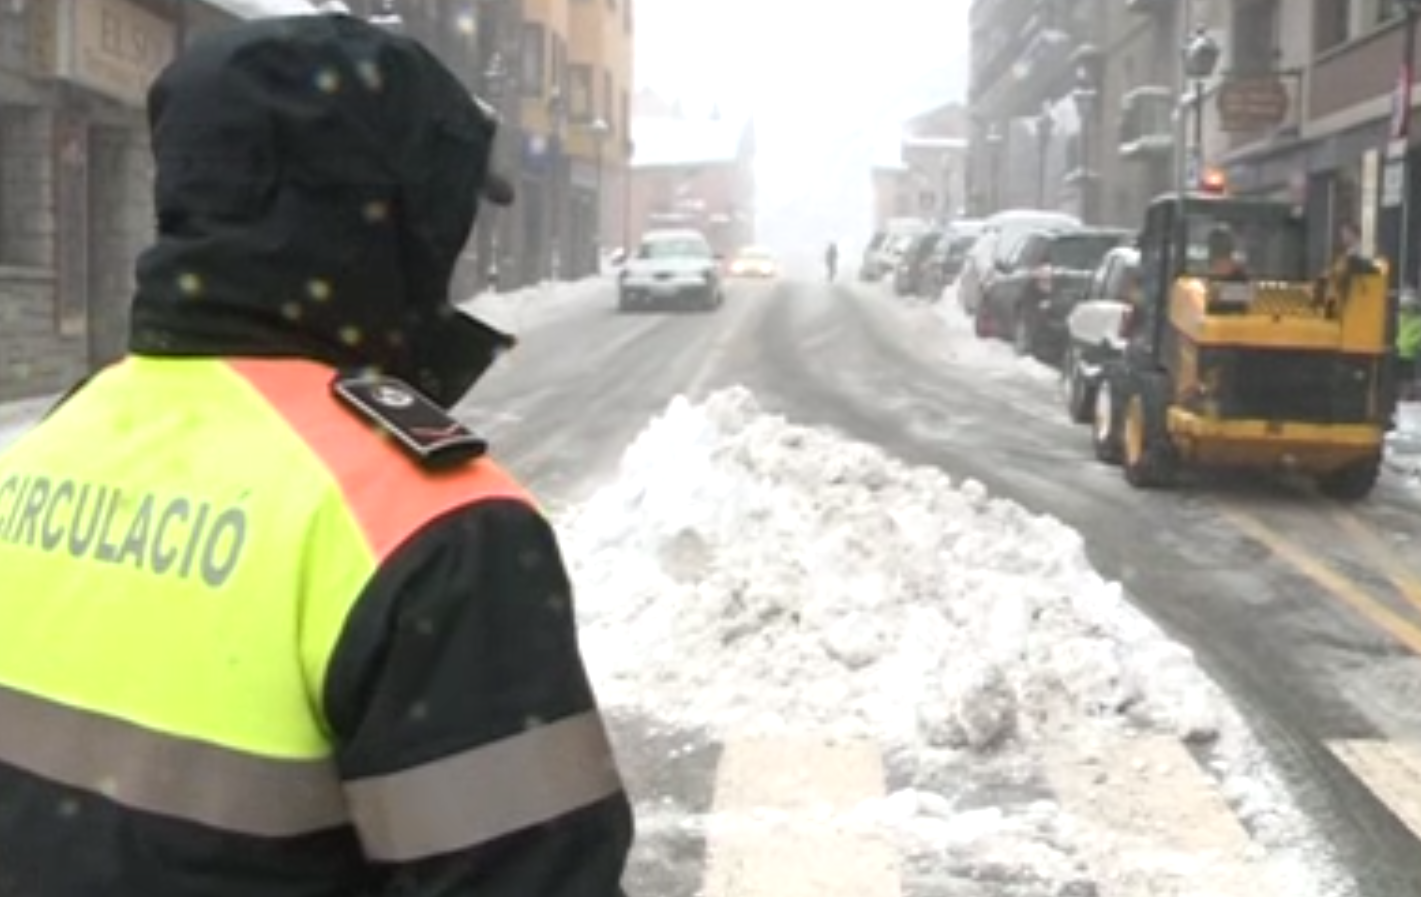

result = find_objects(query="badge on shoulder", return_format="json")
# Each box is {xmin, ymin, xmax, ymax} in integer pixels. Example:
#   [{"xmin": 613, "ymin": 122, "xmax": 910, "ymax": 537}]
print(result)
[{"xmin": 331, "ymin": 373, "xmax": 488, "ymax": 469}]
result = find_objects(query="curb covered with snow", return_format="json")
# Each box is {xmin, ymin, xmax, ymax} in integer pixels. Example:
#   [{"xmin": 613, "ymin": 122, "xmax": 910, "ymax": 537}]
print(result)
[
  {"xmin": 1386, "ymin": 402, "xmax": 1421, "ymax": 483},
  {"xmin": 458, "ymin": 277, "xmax": 609, "ymax": 336},
  {"xmin": 562, "ymin": 387, "xmax": 1356, "ymax": 896}
]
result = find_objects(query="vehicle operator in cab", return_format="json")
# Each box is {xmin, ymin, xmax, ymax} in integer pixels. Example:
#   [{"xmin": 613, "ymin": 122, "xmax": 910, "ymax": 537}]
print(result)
[{"xmin": 1206, "ymin": 226, "xmax": 1246, "ymax": 278}]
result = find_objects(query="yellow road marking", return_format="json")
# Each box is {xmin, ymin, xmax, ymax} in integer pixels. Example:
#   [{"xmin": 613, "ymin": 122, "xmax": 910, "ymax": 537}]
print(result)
[
  {"xmin": 1329, "ymin": 509, "xmax": 1421, "ymax": 616},
  {"xmin": 1216, "ymin": 505, "xmax": 1421, "ymax": 654}
]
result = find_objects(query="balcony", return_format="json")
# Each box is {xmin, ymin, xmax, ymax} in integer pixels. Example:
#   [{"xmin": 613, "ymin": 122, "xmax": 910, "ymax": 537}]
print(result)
[{"xmin": 1117, "ymin": 86, "xmax": 1174, "ymax": 159}]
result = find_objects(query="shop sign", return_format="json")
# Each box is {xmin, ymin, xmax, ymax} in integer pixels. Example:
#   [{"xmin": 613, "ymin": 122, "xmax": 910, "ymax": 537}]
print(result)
[
  {"xmin": 48, "ymin": 0, "xmax": 178, "ymax": 107},
  {"xmin": 1215, "ymin": 76, "xmax": 1290, "ymax": 134}
]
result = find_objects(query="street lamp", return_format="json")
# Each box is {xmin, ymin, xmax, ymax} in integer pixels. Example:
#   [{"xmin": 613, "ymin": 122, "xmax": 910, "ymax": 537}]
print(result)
[
  {"xmin": 1035, "ymin": 102, "xmax": 1055, "ymax": 209},
  {"xmin": 586, "ymin": 117, "xmax": 611, "ymax": 274},
  {"xmin": 1071, "ymin": 63, "xmax": 1099, "ymax": 224},
  {"xmin": 985, "ymin": 124, "xmax": 1004, "ymax": 212},
  {"xmin": 482, "ymin": 48, "xmax": 509, "ymax": 289},
  {"xmin": 1182, "ymin": 26, "xmax": 1221, "ymax": 189},
  {"xmin": 547, "ymin": 89, "xmax": 567, "ymax": 281}
]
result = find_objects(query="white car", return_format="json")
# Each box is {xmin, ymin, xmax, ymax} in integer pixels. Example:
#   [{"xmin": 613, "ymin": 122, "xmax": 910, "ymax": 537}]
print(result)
[{"xmin": 618, "ymin": 229, "xmax": 725, "ymax": 312}]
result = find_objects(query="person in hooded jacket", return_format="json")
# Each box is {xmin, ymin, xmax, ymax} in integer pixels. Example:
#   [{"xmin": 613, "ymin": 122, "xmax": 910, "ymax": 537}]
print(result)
[{"xmin": 0, "ymin": 13, "xmax": 631, "ymax": 897}]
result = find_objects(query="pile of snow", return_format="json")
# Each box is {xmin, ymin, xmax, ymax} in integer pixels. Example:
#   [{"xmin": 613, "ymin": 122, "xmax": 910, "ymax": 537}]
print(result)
[
  {"xmin": 563, "ymin": 388, "xmax": 1353, "ymax": 895},
  {"xmin": 459, "ymin": 277, "xmax": 609, "ymax": 337},
  {"xmin": 1386, "ymin": 402, "xmax": 1421, "ymax": 481},
  {"xmin": 923, "ymin": 286, "xmax": 1060, "ymax": 384}
]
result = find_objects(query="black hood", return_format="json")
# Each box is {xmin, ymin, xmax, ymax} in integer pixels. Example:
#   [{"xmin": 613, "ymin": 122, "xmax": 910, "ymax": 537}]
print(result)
[{"xmin": 129, "ymin": 14, "xmax": 515, "ymax": 407}]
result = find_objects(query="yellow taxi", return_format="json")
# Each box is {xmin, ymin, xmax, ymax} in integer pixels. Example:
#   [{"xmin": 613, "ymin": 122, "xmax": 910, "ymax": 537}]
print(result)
[{"xmin": 728, "ymin": 246, "xmax": 778, "ymax": 278}]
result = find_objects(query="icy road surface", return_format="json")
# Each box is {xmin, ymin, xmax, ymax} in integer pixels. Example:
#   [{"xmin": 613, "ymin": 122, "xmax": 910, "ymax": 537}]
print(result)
[{"xmin": 7, "ymin": 276, "xmax": 1421, "ymax": 895}]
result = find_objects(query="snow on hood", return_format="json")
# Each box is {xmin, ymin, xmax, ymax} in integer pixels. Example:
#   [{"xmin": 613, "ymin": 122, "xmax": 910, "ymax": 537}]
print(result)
[
  {"xmin": 623, "ymin": 256, "xmax": 716, "ymax": 275},
  {"xmin": 561, "ymin": 388, "xmax": 1353, "ymax": 893}
]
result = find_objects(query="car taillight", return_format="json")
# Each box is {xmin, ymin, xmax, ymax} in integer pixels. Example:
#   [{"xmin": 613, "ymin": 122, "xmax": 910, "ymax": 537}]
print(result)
[{"xmin": 1034, "ymin": 265, "xmax": 1053, "ymax": 292}]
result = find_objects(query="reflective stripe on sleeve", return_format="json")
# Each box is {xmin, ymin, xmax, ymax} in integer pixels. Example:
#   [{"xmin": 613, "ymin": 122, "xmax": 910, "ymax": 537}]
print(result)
[
  {"xmin": 344, "ymin": 709, "xmax": 624, "ymax": 862},
  {"xmin": 0, "ymin": 683, "xmax": 349, "ymax": 836}
]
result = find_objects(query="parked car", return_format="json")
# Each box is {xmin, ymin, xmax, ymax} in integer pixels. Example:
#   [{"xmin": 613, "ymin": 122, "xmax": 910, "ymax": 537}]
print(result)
[
  {"xmin": 729, "ymin": 245, "xmax": 779, "ymax": 278},
  {"xmin": 976, "ymin": 227, "xmax": 1133, "ymax": 363},
  {"xmin": 922, "ymin": 220, "xmax": 986, "ymax": 297},
  {"xmin": 861, "ymin": 218, "xmax": 929, "ymax": 282},
  {"xmin": 860, "ymin": 231, "xmax": 890, "ymax": 281},
  {"xmin": 957, "ymin": 209, "xmax": 1083, "ymax": 316},
  {"xmin": 893, "ymin": 230, "xmax": 943, "ymax": 297},
  {"xmin": 618, "ymin": 228, "xmax": 725, "ymax": 312},
  {"xmin": 1061, "ymin": 246, "xmax": 1141, "ymax": 424}
]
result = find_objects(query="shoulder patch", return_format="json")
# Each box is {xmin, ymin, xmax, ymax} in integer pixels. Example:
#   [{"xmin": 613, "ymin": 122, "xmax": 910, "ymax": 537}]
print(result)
[{"xmin": 330, "ymin": 373, "xmax": 487, "ymax": 470}]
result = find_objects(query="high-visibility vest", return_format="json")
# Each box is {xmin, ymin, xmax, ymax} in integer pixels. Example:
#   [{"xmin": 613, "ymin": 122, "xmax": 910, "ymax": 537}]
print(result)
[{"xmin": 0, "ymin": 356, "xmax": 546, "ymax": 873}]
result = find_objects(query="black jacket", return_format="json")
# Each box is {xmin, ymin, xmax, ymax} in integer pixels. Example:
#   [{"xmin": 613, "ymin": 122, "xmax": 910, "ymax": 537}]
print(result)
[{"xmin": 16, "ymin": 14, "xmax": 632, "ymax": 897}]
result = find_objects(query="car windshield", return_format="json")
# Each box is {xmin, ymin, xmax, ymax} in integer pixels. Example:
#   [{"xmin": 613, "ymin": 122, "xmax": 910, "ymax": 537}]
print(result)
[
  {"xmin": 639, "ymin": 238, "xmax": 711, "ymax": 260},
  {"xmin": 1049, "ymin": 234, "xmax": 1126, "ymax": 270},
  {"xmin": 1180, "ymin": 203, "xmax": 1308, "ymax": 281}
]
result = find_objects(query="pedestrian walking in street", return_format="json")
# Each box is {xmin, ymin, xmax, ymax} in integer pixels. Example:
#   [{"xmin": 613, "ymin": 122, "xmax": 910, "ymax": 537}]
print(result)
[{"xmin": 0, "ymin": 13, "xmax": 632, "ymax": 897}]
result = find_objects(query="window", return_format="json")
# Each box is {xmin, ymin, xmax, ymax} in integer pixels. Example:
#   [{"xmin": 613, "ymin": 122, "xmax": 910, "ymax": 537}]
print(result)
[
  {"xmin": 1369, "ymin": 0, "xmax": 1407, "ymax": 26},
  {"xmin": 552, "ymin": 38, "xmax": 566, "ymax": 97},
  {"xmin": 569, "ymin": 65, "xmax": 593, "ymax": 120},
  {"xmin": 1313, "ymin": 0, "xmax": 1351, "ymax": 53},
  {"xmin": 621, "ymin": 88, "xmax": 630, "ymax": 146},
  {"xmin": 520, "ymin": 23, "xmax": 544, "ymax": 97},
  {"xmin": 1231, "ymin": 0, "xmax": 1278, "ymax": 74},
  {"xmin": 1181, "ymin": 205, "xmax": 1308, "ymax": 281},
  {"xmin": 0, "ymin": 106, "xmax": 46, "ymax": 269}
]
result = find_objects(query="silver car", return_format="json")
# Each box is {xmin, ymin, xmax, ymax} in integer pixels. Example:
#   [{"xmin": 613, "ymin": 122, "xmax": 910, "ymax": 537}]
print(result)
[{"xmin": 618, "ymin": 229, "xmax": 726, "ymax": 313}]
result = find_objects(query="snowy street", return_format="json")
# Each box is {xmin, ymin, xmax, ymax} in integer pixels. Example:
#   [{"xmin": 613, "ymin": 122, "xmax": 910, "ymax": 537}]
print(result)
[
  {"xmin": 9, "ymin": 278, "xmax": 1421, "ymax": 895},
  {"xmin": 462, "ymin": 277, "xmax": 1421, "ymax": 897}
]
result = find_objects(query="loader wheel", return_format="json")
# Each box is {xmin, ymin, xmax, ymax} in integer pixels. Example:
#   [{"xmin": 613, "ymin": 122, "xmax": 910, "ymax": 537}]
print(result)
[
  {"xmin": 1091, "ymin": 370, "xmax": 1124, "ymax": 465},
  {"xmin": 1317, "ymin": 453, "xmax": 1382, "ymax": 502},
  {"xmin": 1122, "ymin": 373, "xmax": 1177, "ymax": 489}
]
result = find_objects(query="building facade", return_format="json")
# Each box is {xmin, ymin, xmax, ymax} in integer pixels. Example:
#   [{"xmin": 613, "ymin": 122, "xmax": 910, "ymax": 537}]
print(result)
[
  {"xmin": 1223, "ymin": 0, "xmax": 1421, "ymax": 281},
  {"xmin": 870, "ymin": 164, "xmax": 913, "ymax": 229},
  {"xmin": 0, "ymin": 0, "xmax": 305, "ymax": 404},
  {"xmin": 966, "ymin": 0, "xmax": 1227, "ymax": 228},
  {"xmin": 627, "ymin": 110, "xmax": 756, "ymax": 257},
  {"xmin": 0, "ymin": 0, "xmax": 637, "ymax": 403},
  {"xmin": 899, "ymin": 102, "xmax": 970, "ymax": 223}
]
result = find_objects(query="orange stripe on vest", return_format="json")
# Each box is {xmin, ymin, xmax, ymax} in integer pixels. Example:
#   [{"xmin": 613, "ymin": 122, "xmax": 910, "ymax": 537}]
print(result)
[{"xmin": 227, "ymin": 359, "xmax": 533, "ymax": 560}]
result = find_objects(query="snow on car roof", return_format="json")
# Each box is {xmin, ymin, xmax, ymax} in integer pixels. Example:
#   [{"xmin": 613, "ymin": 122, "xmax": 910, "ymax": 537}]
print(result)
[{"xmin": 201, "ymin": 0, "xmax": 320, "ymax": 17}]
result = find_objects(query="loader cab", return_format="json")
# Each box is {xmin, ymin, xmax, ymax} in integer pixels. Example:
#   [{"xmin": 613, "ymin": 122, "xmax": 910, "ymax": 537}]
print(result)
[{"xmin": 1135, "ymin": 190, "xmax": 1308, "ymax": 364}]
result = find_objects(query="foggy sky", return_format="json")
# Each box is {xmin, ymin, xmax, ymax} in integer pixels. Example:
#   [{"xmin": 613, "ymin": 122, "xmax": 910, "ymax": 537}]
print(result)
[{"xmin": 634, "ymin": 0, "xmax": 967, "ymax": 263}]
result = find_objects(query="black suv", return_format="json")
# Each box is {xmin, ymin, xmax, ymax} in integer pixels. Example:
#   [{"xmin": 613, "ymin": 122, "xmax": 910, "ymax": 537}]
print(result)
[{"xmin": 976, "ymin": 227, "xmax": 1132, "ymax": 364}]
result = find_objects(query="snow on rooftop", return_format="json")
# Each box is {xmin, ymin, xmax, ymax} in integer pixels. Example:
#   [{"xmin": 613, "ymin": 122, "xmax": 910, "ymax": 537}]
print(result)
[
  {"xmin": 199, "ymin": 0, "xmax": 319, "ymax": 19},
  {"xmin": 632, "ymin": 117, "xmax": 748, "ymax": 168}
]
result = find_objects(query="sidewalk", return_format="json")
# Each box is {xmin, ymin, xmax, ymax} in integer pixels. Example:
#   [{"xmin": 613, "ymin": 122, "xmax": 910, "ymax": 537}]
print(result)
[{"xmin": 0, "ymin": 394, "xmax": 56, "ymax": 449}]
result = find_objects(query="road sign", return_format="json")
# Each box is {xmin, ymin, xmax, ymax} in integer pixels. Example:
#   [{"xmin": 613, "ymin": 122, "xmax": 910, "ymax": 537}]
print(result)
[
  {"xmin": 1184, "ymin": 153, "xmax": 1200, "ymax": 188},
  {"xmin": 1383, "ymin": 156, "xmax": 1406, "ymax": 208}
]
